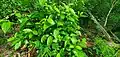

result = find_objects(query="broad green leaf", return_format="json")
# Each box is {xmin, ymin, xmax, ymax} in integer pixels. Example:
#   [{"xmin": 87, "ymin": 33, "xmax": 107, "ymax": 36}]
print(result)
[
  {"xmin": 40, "ymin": 18, "xmax": 46, "ymax": 23},
  {"xmin": 48, "ymin": 5, "xmax": 53, "ymax": 11},
  {"xmin": 15, "ymin": 13, "xmax": 21, "ymax": 18},
  {"xmin": 73, "ymin": 50, "xmax": 78, "ymax": 57},
  {"xmin": 67, "ymin": 27, "xmax": 74, "ymax": 32},
  {"xmin": 56, "ymin": 53, "xmax": 60, "ymax": 57},
  {"xmin": 54, "ymin": 6, "xmax": 60, "ymax": 13},
  {"xmin": 61, "ymin": 31, "xmax": 66, "ymax": 35},
  {"xmin": 76, "ymin": 31, "xmax": 81, "ymax": 36},
  {"xmin": 7, "ymin": 37, "xmax": 15, "ymax": 42},
  {"xmin": 25, "ymin": 40, "xmax": 29, "ymax": 45},
  {"xmin": 11, "ymin": 38, "xmax": 20, "ymax": 47},
  {"xmin": 75, "ymin": 46, "xmax": 82, "ymax": 50},
  {"xmin": 32, "ymin": 30, "xmax": 38, "ymax": 35},
  {"xmin": 60, "ymin": 48, "xmax": 64, "ymax": 57},
  {"xmin": 82, "ymin": 38, "xmax": 86, "ymax": 43},
  {"xmin": 64, "ymin": 41, "xmax": 68, "ymax": 47},
  {"xmin": 68, "ymin": 16, "xmax": 75, "ymax": 22},
  {"xmin": 69, "ymin": 8, "xmax": 75, "ymax": 15},
  {"xmin": 43, "ymin": 21, "xmax": 54, "ymax": 31},
  {"xmin": 15, "ymin": 41, "xmax": 21, "ymax": 50},
  {"xmin": 47, "ymin": 18, "xmax": 55, "ymax": 25},
  {"xmin": 47, "ymin": 36, "xmax": 53, "ymax": 46},
  {"xmin": 73, "ymin": 49, "xmax": 85, "ymax": 57},
  {"xmin": 80, "ymin": 12, "xmax": 84, "ymax": 16},
  {"xmin": 64, "ymin": 35, "xmax": 70, "ymax": 47},
  {"xmin": 1, "ymin": 22, "xmax": 12, "ymax": 33},
  {"xmin": 70, "ymin": 33, "xmax": 76, "ymax": 37},
  {"xmin": 64, "ymin": 35, "xmax": 70, "ymax": 40},
  {"xmin": 52, "ymin": 43, "xmax": 59, "ymax": 49},
  {"xmin": 57, "ymin": 20, "xmax": 64, "ymax": 26},
  {"xmin": 28, "ymin": 11, "xmax": 41, "ymax": 18},
  {"xmin": 60, "ymin": 14, "xmax": 65, "ymax": 19},
  {"xmin": 39, "ymin": 0, "xmax": 46, "ymax": 6},
  {"xmin": 43, "ymin": 22, "xmax": 49, "ymax": 31},
  {"xmin": 71, "ymin": 37, "xmax": 77, "ymax": 44},
  {"xmin": 53, "ymin": 39, "xmax": 58, "ymax": 43},
  {"xmin": 80, "ymin": 15, "xmax": 88, "ymax": 17},
  {"xmin": 77, "ymin": 50, "xmax": 85, "ymax": 57},
  {"xmin": 80, "ymin": 38, "xmax": 87, "ymax": 48},
  {"xmin": 19, "ymin": 17, "xmax": 28, "ymax": 30},
  {"xmin": 53, "ymin": 29, "xmax": 59, "ymax": 39},
  {"xmin": 23, "ymin": 29, "xmax": 32, "ymax": 33},
  {"xmin": 41, "ymin": 35, "xmax": 48, "ymax": 43},
  {"xmin": 70, "ymin": 44, "xmax": 74, "ymax": 48},
  {"xmin": 29, "ymin": 33, "xmax": 33, "ymax": 38},
  {"xmin": 35, "ymin": 40, "xmax": 40, "ymax": 48},
  {"xmin": 0, "ymin": 20, "xmax": 7, "ymax": 24},
  {"xmin": 62, "ymin": 3, "xmax": 69, "ymax": 10}
]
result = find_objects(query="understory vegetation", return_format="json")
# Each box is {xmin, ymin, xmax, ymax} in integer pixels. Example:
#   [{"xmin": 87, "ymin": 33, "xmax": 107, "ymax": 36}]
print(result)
[{"xmin": 0, "ymin": 0, "xmax": 120, "ymax": 57}]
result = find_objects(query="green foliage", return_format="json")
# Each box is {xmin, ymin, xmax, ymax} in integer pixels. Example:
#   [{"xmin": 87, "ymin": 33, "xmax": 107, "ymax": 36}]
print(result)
[
  {"xmin": 0, "ymin": 0, "xmax": 119, "ymax": 57},
  {"xmin": 0, "ymin": 38, "xmax": 7, "ymax": 45},
  {"xmin": 1, "ymin": 21, "xmax": 12, "ymax": 33},
  {"xmin": 94, "ymin": 38, "xmax": 116, "ymax": 57},
  {"xmin": 6, "ymin": 1, "xmax": 87, "ymax": 57}
]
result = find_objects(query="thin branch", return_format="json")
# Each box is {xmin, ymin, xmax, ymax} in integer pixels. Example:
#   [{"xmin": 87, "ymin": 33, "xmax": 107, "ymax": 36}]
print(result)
[
  {"xmin": 110, "ymin": 31, "xmax": 120, "ymax": 42},
  {"xmin": 104, "ymin": 0, "xmax": 118, "ymax": 26},
  {"xmin": 87, "ymin": 10, "xmax": 112, "ymax": 41}
]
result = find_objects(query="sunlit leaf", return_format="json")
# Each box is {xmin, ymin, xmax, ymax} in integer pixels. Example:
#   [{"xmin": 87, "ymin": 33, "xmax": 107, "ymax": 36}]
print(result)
[
  {"xmin": 53, "ymin": 29, "xmax": 59, "ymax": 39},
  {"xmin": 60, "ymin": 14, "xmax": 65, "ymax": 19},
  {"xmin": 47, "ymin": 36, "xmax": 53, "ymax": 46},
  {"xmin": 73, "ymin": 49, "xmax": 85, "ymax": 57},
  {"xmin": 41, "ymin": 34, "xmax": 49, "ymax": 43},
  {"xmin": 67, "ymin": 16, "xmax": 75, "ymax": 22},
  {"xmin": 1, "ymin": 22, "xmax": 12, "ymax": 33},
  {"xmin": 56, "ymin": 53, "xmax": 60, "ymax": 57},
  {"xmin": 60, "ymin": 48, "xmax": 64, "ymax": 57},
  {"xmin": 15, "ymin": 41, "xmax": 21, "ymax": 50},
  {"xmin": 80, "ymin": 38, "xmax": 87, "ymax": 48},
  {"xmin": 75, "ymin": 46, "xmax": 82, "ymax": 50},
  {"xmin": 70, "ymin": 44, "xmax": 74, "ymax": 48},
  {"xmin": 43, "ymin": 22, "xmax": 49, "ymax": 31},
  {"xmin": 52, "ymin": 43, "xmax": 59, "ymax": 49},
  {"xmin": 69, "ymin": 8, "xmax": 75, "ymax": 15},
  {"xmin": 54, "ymin": 6, "xmax": 60, "ymax": 13},
  {"xmin": 39, "ymin": 0, "xmax": 46, "ymax": 6},
  {"xmin": 29, "ymin": 33, "xmax": 33, "ymax": 38},
  {"xmin": 25, "ymin": 40, "xmax": 29, "ymax": 45},
  {"xmin": 23, "ymin": 29, "xmax": 32, "ymax": 33},
  {"xmin": 7, "ymin": 37, "xmax": 15, "ymax": 42},
  {"xmin": 47, "ymin": 18, "xmax": 55, "ymax": 25},
  {"xmin": 57, "ymin": 20, "xmax": 64, "ymax": 26},
  {"xmin": 71, "ymin": 37, "xmax": 77, "ymax": 44},
  {"xmin": 20, "ymin": 17, "xmax": 28, "ymax": 30},
  {"xmin": 35, "ymin": 40, "xmax": 40, "ymax": 48},
  {"xmin": 15, "ymin": 13, "xmax": 21, "ymax": 18},
  {"xmin": 32, "ymin": 30, "xmax": 38, "ymax": 35},
  {"xmin": 73, "ymin": 50, "xmax": 78, "ymax": 57}
]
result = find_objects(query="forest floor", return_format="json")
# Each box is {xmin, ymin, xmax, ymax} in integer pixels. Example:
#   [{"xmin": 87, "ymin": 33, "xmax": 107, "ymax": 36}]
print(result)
[{"xmin": 0, "ymin": 38, "xmax": 13, "ymax": 57}]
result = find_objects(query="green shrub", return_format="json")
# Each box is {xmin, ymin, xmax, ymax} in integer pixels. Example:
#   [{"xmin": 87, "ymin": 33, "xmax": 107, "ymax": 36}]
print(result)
[
  {"xmin": 94, "ymin": 38, "xmax": 116, "ymax": 57},
  {"xmin": 7, "ymin": 2, "xmax": 87, "ymax": 57}
]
